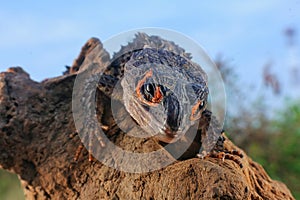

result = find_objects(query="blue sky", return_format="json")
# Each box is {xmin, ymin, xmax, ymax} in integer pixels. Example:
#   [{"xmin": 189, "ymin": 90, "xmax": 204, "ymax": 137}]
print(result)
[{"xmin": 1, "ymin": 1, "xmax": 300, "ymax": 106}]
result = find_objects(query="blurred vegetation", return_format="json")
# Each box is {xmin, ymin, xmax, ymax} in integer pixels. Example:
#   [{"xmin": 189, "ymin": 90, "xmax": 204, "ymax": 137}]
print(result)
[
  {"xmin": 0, "ymin": 170, "xmax": 24, "ymax": 200},
  {"xmin": 227, "ymin": 100, "xmax": 300, "ymax": 199},
  {"xmin": 217, "ymin": 53, "xmax": 300, "ymax": 198},
  {"xmin": 247, "ymin": 100, "xmax": 300, "ymax": 198}
]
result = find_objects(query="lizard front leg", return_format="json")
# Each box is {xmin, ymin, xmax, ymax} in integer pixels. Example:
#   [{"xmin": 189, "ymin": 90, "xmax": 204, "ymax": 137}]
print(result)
[
  {"xmin": 196, "ymin": 109, "xmax": 223, "ymax": 159},
  {"xmin": 196, "ymin": 110, "xmax": 244, "ymax": 168}
]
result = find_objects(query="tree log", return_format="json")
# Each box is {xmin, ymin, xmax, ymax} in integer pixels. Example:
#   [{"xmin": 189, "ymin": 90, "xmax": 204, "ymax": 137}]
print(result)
[{"xmin": 0, "ymin": 38, "xmax": 295, "ymax": 200}]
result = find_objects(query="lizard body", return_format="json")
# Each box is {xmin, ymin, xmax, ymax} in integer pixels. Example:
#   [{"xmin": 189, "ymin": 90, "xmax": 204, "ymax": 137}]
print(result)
[{"xmin": 73, "ymin": 33, "xmax": 243, "ymax": 167}]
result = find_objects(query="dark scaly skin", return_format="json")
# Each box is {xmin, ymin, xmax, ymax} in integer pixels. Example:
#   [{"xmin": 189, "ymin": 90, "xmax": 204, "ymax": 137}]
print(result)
[{"xmin": 74, "ymin": 33, "xmax": 243, "ymax": 166}]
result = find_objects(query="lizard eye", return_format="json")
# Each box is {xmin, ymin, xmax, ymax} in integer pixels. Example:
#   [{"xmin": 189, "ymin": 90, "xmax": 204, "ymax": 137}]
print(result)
[
  {"xmin": 141, "ymin": 83, "xmax": 156, "ymax": 102},
  {"xmin": 190, "ymin": 100, "xmax": 206, "ymax": 121},
  {"xmin": 198, "ymin": 101, "xmax": 205, "ymax": 110},
  {"xmin": 140, "ymin": 83, "xmax": 163, "ymax": 104},
  {"xmin": 135, "ymin": 69, "xmax": 163, "ymax": 105}
]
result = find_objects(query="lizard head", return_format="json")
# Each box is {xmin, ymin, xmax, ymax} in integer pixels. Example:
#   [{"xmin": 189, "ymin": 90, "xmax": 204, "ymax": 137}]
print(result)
[{"xmin": 121, "ymin": 48, "xmax": 209, "ymax": 143}]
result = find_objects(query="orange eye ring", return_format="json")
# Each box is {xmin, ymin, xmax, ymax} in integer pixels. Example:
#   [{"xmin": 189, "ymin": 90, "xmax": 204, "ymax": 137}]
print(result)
[
  {"xmin": 151, "ymin": 85, "xmax": 163, "ymax": 103},
  {"xmin": 135, "ymin": 69, "xmax": 163, "ymax": 106}
]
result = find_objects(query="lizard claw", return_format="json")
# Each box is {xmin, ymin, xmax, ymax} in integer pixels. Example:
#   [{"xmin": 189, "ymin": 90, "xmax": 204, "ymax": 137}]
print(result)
[
  {"xmin": 196, "ymin": 150, "xmax": 208, "ymax": 159},
  {"xmin": 199, "ymin": 150, "xmax": 244, "ymax": 168}
]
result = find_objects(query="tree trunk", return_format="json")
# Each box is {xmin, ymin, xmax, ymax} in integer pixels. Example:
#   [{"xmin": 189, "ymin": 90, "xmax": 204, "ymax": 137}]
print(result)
[{"xmin": 0, "ymin": 38, "xmax": 295, "ymax": 200}]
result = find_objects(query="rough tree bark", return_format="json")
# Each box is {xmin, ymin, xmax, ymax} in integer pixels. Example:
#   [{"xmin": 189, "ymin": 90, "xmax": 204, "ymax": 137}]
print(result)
[{"xmin": 0, "ymin": 38, "xmax": 295, "ymax": 200}]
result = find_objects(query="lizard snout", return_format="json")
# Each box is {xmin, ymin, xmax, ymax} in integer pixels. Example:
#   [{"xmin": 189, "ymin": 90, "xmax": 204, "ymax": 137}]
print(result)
[{"xmin": 163, "ymin": 93, "xmax": 182, "ymax": 134}]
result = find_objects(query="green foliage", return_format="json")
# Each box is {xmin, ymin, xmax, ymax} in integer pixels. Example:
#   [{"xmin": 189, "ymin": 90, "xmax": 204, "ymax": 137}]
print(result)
[
  {"xmin": 246, "ymin": 100, "xmax": 300, "ymax": 199},
  {"xmin": 0, "ymin": 170, "xmax": 24, "ymax": 200},
  {"xmin": 216, "ymin": 52, "xmax": 299, "ymax": 198}
]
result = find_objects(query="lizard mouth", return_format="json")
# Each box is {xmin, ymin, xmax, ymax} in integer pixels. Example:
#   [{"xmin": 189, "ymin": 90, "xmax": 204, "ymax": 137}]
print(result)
[
  {"xmin": 153, "ymin": 127, "xmax": 180, "ymax": 144},
  {"xmin": 164, "ymin": 128, "xmax": 177, "ymax": 138}
]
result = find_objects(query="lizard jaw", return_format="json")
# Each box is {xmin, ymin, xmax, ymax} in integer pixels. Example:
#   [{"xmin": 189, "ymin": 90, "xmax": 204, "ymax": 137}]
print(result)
[
  {"xmin": 154, "ymin": 134, "xmax": 177, "ymax": 143},
  {"xmin": 154, "ymin": 128, "xmax": 180, "ymax": 144}
]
